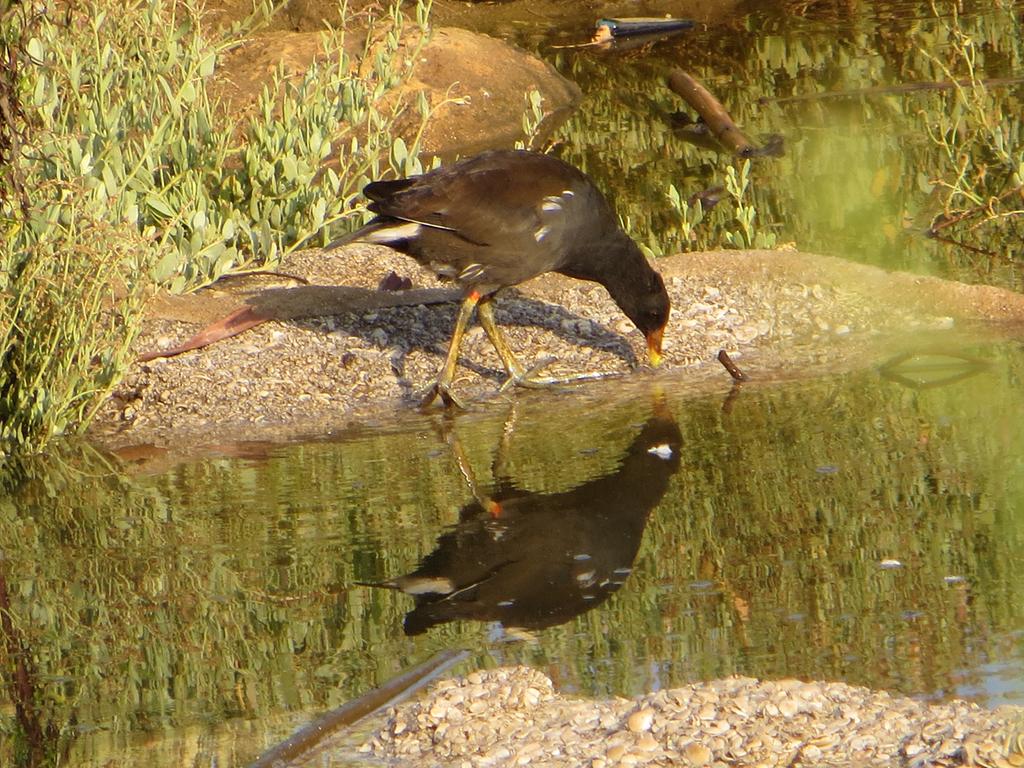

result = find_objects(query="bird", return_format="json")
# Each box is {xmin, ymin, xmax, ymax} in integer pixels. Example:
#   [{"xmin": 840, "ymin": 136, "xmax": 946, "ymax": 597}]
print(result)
[
  {"xmin": 362, "ymin": 401, "xmax": 682, "ymax": 635},
  {"xmin": 328, "ymin": 149, "xmax": 671, "ymax": 407}
]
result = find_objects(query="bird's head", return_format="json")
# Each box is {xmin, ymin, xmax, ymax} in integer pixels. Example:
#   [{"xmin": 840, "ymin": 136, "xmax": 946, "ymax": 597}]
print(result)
[{"xmin": 622, "ymin": 269, "xmax": 670, "ymax": 367}]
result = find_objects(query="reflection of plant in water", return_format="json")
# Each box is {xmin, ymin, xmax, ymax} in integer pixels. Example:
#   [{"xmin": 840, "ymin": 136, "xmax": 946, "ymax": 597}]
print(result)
[
  {"xmin": 550, "ymin": 43, "xmax": 789, "ymax": 258},
  {"xmin": 917, "ymin": 1, "xmax": 1023, "ymax": 261},
  {"xmin": 667, "ymin": 160, "xmax": 778, "ymax": 251},
  {"xmin": 548, "ymin": 2, "xmax": 1020, "ymax": 275},
  {"xmin": 517, "ymin": 89, "xmax": 546, "ymax": 151},
  {"xmin": 0, "ymin": 441, "xmax": 368, "ymax": 765},
  {"xmin": 0, "ymin": 445, "xmax": 129, "ymax": 764}
]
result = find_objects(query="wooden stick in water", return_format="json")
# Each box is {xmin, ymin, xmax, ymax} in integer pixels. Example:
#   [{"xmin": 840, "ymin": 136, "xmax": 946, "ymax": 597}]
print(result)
[
  {"xmin": 667, "ymin": 69, "xmax": 756, "ymax": 156},
  {"xmin": 247, "ymin": 648, "xmax": 469, "ymax": 768}
]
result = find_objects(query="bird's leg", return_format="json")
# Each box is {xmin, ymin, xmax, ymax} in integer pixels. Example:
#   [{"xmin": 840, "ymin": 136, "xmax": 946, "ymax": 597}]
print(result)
[
  {"xmin": 476, "ymin": 299, "xmax": 527, "ymax": 379},
  {"xmin": 433, "ymin": 417, "xmax": 504, "ymax": 518},
  {"xmin": 420, "ymin": 290, "xmax": 480, "ymax": 409},
  {"xmin": 476, "ymin": 298, "xmax": 558, "ymax": 391}
]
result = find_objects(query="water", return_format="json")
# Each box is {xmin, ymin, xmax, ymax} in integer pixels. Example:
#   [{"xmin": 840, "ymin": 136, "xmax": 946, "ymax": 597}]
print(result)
[
  {"xmin": 3, "ymin": 1, "xmax": 1024, "ymax": 765},
  {"xmin": 544, "ymin": 0, "xmax": 1023, "ymax": 283},
  {"xmin": 3, "ymin": 335, "xmax": 1024, "ymax": 765}
]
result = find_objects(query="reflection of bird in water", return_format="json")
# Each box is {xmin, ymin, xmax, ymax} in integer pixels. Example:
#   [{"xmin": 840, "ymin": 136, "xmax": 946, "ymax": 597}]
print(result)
[{"xmin": 367, "ymin": 403, "xmax": 682, "ymax": 635}]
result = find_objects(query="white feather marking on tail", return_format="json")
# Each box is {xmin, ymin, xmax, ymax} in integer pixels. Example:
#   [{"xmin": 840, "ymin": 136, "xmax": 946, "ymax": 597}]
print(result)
[{"xmin": 364, "ymin": 221, "xmax": 422, "ymax": 243}]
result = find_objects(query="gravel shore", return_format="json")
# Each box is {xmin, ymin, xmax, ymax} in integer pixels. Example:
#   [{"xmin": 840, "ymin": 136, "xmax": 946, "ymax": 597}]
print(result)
[
  {"xmin": 313, "ymin": 666, "xmax": 1023, "ymax": 767},
  {"xmin": 91, "ymin": 245, "xmax": 1024, "ymax": 456}
]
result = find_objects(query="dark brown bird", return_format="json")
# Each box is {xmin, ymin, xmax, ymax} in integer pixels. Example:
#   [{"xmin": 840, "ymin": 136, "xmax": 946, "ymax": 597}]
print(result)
[{"xmin": 329, "ymin": 149, "xmax": 671, "ymax": 407}]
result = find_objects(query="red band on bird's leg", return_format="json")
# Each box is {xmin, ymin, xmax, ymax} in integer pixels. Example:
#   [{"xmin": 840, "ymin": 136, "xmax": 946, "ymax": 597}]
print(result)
[{"xmin": 467, "ymin": 289, "xmax": 482, "ymax": 302}]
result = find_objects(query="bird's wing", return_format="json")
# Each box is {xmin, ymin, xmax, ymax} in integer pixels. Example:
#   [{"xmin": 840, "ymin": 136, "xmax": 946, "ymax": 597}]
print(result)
[{"xmin": 370, "ymin": 162, "xmax": 573, "ymax": 247}]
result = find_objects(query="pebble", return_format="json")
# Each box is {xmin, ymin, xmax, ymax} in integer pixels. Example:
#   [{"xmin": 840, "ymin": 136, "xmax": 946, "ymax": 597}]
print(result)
[
  {"xmin": 777, "ymin": 698, "xmax": 799, "ymax": 718},
  {"xmin": 801, "ymin": 743, "xmax": 822, "ymax": 761},
  {"xmin": 681, "ymin": 741, "xmax": 712, "ymax": 766},
  {"xmin": 705, "ymin": 719, "xmax": 730, "ymax": 735},
  {"xmin": 627, "ymin": 708, "xmax": 654, "ymax": 732},
  {"xmin": 636, "ymin": 734, "xmax": 659, "ymax": 752},
  {"xmin": 560, "ymin": 318, "xmax": 594, "ymax": 337},
  {"xmin": 739, "ymin": 323, "xmax": 767, "ymax": 343},
  {"xmin": 606, "ymin": 745, "xmax": 626, "ymax": 761}
]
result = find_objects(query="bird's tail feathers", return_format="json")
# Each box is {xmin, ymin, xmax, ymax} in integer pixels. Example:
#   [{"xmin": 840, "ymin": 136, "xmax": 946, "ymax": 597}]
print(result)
[
  {"xmin": 364, "ymin": 177, "xmax": 417, "ymax": 201},
  {"xmin": 326, "ymin": 219, "xmax": 429, "ymax": 250},
  {"xmin": 325, "ymin": 222, "xmax": 382, "ymax": 250}
]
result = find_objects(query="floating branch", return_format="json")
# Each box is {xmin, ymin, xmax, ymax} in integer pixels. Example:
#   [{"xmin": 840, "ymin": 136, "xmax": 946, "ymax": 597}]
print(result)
[
  {"xmin": 555, "ymin": 17, "xmax": 695, "ymax": 50},
  {"xmin": 247, "ymin": 648, "xmax": 469, "ymax": 768},
  {"xmin": 667, "ymin": 69, "xmax": 783, "ymax": 157}
]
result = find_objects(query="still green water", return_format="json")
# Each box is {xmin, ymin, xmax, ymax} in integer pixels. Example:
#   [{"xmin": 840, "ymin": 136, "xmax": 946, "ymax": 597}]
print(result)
[
  {"xmin": 547, "ymin": 0, "xmax": 1023, "ymax": 284},
  {"xmin": 4, "ymin": 337, "xmax": 1024, "ymax": 765},
  {"xmin": 2, "ymin": 0, "xmax": 1023, "ymax": 765}
]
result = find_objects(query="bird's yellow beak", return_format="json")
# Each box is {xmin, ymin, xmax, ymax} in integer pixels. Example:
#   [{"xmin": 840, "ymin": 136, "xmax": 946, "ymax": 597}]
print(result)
[{"xmin": 646, "ymin": 326, "xmax": 665, "ymax": 367}]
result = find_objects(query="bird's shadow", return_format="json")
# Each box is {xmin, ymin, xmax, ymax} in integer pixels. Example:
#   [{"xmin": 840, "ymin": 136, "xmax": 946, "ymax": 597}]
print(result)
[{"xmin": 247, "ymin": 284, "xmax": 639, "ymax": 400}]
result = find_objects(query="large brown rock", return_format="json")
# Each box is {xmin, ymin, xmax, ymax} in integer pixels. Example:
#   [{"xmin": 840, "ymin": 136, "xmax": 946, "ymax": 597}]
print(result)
[
  {"xmin": 209, "ymin": 25, "xmax": 579, "ymax": 158},
  {"xmin": 409, "ymin": 27, "xmax": 580, "ymax": 155}
]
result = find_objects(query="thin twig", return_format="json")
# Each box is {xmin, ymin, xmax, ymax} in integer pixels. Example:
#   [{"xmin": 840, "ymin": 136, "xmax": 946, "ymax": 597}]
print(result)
[
  {"xmin": 0, "ymin": 553, "xmax": 55, "ymax": 760},
  {"xmin": 717, "ymin": 350, "xmax": 748, "ymax": 382},
  {"xmin": 927, "ymin": 184, "xmax": 1023, "ymax": 235},
  {"xmin": 927, "ymin": 233, "xmax": 1000, "ymax": 258},
  {"xmin": 764, "ymin": 76, "xmax": 1024, "ymax": 105}
]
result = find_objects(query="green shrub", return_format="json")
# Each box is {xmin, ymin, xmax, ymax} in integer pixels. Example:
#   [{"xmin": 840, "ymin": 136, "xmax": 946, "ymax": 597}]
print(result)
[
  {"xmin": 0, "ymin": 0, "xmax": 432, "ymax": 454},
  {"xmin": 0, "ymin": 181, "xmax": 155, "ymax": 454}
]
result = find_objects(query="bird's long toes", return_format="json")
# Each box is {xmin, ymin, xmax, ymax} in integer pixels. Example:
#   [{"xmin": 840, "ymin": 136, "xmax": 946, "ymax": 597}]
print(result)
[
  {"xmin": 524, "ymin": 355, "xmax": 558, "ymax": 378},
  {"xmin": 498, "ymin": 356, "xmax": 561, "ymax": 392},
  {"xmin": 419, "ymin": 381, "xmax": 466, "ymax": 410},
  {"xmin": 508, "ymin": 375, "xmax": 561, "ymax": 391}
]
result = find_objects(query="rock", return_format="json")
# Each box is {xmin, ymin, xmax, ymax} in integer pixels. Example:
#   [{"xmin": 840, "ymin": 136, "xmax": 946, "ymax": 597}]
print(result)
[
  {"xmin": 605, "ymin": 744, "xmax": 626, "ymax": 761},
  {"xmin": 627, "ymin": 707, "xmax": 654, "ymax": 732},
  {"xmin": 209, "ymin": 25, "xmax": 579, "ymax": 160},
  {"xmin": 681, "ymin": 741, "xmax": 712, "ymax": 766},
  {"xmin": 411, "ymin": 27, "xmax": 580, "ymax": 155}
]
